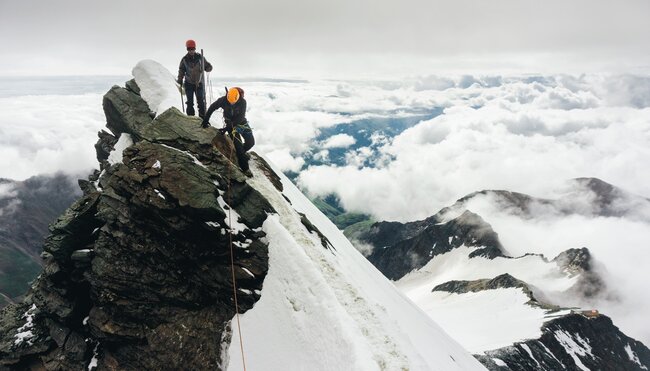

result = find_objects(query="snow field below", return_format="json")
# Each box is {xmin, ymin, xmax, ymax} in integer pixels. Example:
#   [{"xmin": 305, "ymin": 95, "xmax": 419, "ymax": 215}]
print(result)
[{"xmin": 396, "ymin": 246, "xmax": 577, "ymax": 353}]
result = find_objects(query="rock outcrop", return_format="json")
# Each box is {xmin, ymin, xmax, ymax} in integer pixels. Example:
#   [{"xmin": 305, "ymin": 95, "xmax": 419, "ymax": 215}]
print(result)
[{"xmin": 0, "ymin": 79, "xmax": 274, "ymax": 370}]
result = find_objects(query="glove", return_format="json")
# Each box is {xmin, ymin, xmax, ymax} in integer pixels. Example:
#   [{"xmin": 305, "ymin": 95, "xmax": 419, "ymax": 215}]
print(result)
[
  {"xmin": 201, "ymin": 120, "xmax": 211, "ymax": 128},
  {"xmin": 217, "ymin": 127, "xmax": 227, "ymax": 134},
  {"xmin": 176, "ymin": 78, "xmax": 183, "ymax": 85}
]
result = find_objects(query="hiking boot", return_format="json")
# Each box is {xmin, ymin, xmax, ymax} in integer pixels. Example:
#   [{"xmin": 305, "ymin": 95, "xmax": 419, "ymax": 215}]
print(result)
[{"xmin": 243, "ymin": 169, "xmax": 253, "ymax": 178}]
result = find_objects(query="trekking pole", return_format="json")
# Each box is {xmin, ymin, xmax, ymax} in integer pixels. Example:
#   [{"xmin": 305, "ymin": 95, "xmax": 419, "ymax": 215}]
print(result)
[
  {"xmin": 207, "ymin": 72, "xmax": 214, "ymax": 105},
  {"xmin": 201, "ymin": 48, "xmax": 207, "ymax": 113},
  {"xmin": 179, "ymin": 82, "xmax": 185, "ymax": 113}
]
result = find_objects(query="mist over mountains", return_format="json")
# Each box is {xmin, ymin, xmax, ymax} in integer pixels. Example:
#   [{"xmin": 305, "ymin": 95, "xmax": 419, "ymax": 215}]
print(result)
[{"xmin": 0, "ymin": 67, "xmax": 649, "ymax": 369}]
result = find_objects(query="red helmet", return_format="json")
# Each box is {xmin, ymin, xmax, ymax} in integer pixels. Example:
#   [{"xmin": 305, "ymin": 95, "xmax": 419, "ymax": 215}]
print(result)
[{"xmin": 185, "ymin": 39, "xmax": 196, "ymax": 49}]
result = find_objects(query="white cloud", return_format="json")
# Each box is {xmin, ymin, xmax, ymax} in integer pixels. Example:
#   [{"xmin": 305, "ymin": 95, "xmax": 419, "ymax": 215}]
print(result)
[
  {"xmin": 297, "ymin": 75, "xmax": 650, "ymax": 222},
  {"xmin": 0, "ymin": 94, "xmax": 106, "ymax": 180},
  {"xmin": 265, "ymin": 149, "xmax": 305, "ymax": 173},
  {"xmin": 321, "ymin": 134, "xmax": 356, "ymax": 149}
]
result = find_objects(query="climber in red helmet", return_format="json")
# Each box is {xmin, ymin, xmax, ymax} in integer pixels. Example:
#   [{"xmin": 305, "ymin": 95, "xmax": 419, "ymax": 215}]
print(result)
[{"xmin": 177, "ymin": 39, "xmax": 212, "ymax": 118}]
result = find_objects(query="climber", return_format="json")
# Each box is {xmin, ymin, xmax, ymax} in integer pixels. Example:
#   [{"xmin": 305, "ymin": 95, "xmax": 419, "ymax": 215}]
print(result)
[
  {"xmin": 202, "ymin": 87, "xmax": 255, "ymax": 177},
  {"xmin": 177, "ymin": 39, "xmax": 213, "ymax": 118}
]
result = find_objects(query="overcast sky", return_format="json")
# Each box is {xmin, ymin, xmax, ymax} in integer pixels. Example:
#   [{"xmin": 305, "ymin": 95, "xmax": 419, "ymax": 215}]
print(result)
[{"xmin": 1, "ymin": 0, "xmax": 649, "ymax": 78}]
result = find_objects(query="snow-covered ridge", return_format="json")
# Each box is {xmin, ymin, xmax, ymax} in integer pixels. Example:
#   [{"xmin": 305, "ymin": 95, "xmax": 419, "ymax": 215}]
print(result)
[{"xmin": 221, "ymin": 156, "xmax": 486, "ymax": 370}]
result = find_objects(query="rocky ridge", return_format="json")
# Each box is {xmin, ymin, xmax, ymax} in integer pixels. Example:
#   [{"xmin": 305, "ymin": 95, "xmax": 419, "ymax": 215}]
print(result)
[{"xmin": 0, "ymin": 79, "xmax": 274, "ymax": 370}]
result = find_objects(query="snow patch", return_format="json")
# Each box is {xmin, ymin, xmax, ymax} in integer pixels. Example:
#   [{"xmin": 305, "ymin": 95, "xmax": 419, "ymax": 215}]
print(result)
[
  {"xmin": 217, "ymin": 195, "xmax": 248, "ymax": 234},
  {"xmin": 241, "ymin": 267, "xmax": 255, "ymax": 278},
  {"xmin": 154, "ymin": 189, "xmax": 166, "ymax": 200},
  {"xmin": 625, "ymin": 344, "xmax": 648, "ymax": 370},
  {"xmin": 554, "ymin": 330, "xmax": 593, "ymax": 371},
  {"xmin": 520, "ymin": 343, "xmax": 541, "ymax": 367},
  {"xmin": 493, "ymin": 358, "xmax": 507, "ymax": 367},
  {"xmin": 14, "ymin": 304, "xmax": 37, "ymax": 346},
  {"xmin": 88, "ymin": 343, "xmax": 99, "ymax": 370},
  {"xmin": 152, "ymin": 160, "xmax": 161, "ymax": 169},
  {"xmin": 107, "ymin": 133, "xmax": 133, "ymax": 165},
  {"xmin": 132, "ymin": 59, "xmax": 183, "ymax": 116}
]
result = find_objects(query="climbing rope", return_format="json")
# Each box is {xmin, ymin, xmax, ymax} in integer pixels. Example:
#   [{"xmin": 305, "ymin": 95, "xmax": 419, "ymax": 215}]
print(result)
[{"xmin": 226, "ymin": 142, "xmax": 247, "ymax": 371}]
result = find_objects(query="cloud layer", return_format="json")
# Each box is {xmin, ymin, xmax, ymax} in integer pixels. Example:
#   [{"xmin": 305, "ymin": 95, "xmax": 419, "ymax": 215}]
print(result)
[
  {"xmin": 1, "ymin": 0, "xmax": 649, "ymax": 77},
  {"xmin": 0, "ymin": 93, "xmax": 106, "ymax": 180},
  {"xmin": 296, "ymin": 74, "xmax": 650, "ymax": 221}
]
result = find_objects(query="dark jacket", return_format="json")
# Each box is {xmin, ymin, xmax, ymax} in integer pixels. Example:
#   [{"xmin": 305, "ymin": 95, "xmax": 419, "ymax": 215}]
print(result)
[
  {"xmin": 204, "ymin": 96, "xmax": 248, "ymax": 131},
  {"xmin": 177, "ymin": 53, "xmax": 213, "ymax": 85}
]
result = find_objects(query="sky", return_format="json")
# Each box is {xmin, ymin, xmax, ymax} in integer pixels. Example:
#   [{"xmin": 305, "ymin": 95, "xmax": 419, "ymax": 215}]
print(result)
[{"xmin": 1, "ymin": 0, "xmax": 650, "ymax": 78}]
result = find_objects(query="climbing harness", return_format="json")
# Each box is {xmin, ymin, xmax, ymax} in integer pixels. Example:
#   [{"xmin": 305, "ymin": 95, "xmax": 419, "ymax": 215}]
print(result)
[{"xmin": 226, "ymin": 143, "xmax": 248, "ymax": 370}]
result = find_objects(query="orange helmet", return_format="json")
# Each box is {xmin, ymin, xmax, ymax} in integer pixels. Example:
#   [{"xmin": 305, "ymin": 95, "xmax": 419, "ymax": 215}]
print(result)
[
  {"xmin": 227, "ymin": 88, "xmax": 240, "ymax": 104},
  {"xmin": 185, "ymin": 39, "xmax": 196, "ymax": 49}
]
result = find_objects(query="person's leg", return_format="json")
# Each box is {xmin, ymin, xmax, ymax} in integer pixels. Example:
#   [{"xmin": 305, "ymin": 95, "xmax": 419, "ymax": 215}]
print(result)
[
  {"xmin": 242, "ymin": 131, "xmax": 255, "ymax": 152},
  {"xmin": 184, "ymin": 83, "xmax": 196, "ymax": 116},
  {"xmin": 233, "ymin": 135, "xmax": 249, "ymax": 172},
  {"xmin": 196, "ymin": 84, "xmax": 206, "ymax": 118}
]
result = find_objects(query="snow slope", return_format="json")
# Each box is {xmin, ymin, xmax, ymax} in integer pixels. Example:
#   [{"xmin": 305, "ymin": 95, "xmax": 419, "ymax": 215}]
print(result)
[{"xmin": 223, "ymin": 158, "xmax": 486, "ymax": 370}]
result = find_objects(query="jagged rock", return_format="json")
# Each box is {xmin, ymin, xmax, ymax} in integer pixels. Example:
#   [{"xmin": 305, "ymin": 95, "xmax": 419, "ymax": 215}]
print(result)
[
  {"xmin": 94, "ymin": 130, "xmax": 118, "ymax": 164},
  {"xmin": 124, "ymin": 78, "xmax": 140, "ymax": 95},
  {"xmin": 102, "ymin": 85, "xmax": 153, "ymax": 137},
  {"xmin": 476, "ymin": 314, "xmax": 650, "ymax": 370},
  {"xmin": 0, "ymin": 78, "xmax": 275, "ymax": 370},
  {"xmin": 359, "ymin": 210, "xmax": 505, "ymax": 280}
]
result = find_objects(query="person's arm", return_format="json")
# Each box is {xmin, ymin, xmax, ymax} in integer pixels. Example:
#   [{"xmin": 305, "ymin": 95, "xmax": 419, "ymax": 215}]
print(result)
[
  {"xmin": 177, "ymin": 57, "xmax": 186, "ymax": 84},
  {"xmin": 204, "ymin": 58, "xmax": 213, "ymax": 73},
  {"xmin": 202, "ymin": 97, "xmax": 225, "ymax": 128}
]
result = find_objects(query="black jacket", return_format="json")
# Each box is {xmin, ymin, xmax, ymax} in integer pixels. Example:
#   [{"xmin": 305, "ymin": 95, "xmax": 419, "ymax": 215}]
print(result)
[
  {"xmin": 177, "ymin": 53, "xmax": 213, "ymax": 85},
  {"xmin": 204, "ymin": 96, "xmax": 247, "ymax": 130}
]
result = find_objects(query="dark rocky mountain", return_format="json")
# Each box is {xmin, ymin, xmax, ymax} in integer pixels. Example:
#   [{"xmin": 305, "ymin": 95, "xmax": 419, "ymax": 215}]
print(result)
[
  {"xmin": 476, "ymin": 313, "xmax": 650, "ymax": 370},
  {"xmin": 0, "ymin": 79, "xmax": 273, "ymax": 370},
  {"xmin": 432, "ymin": 273, "xmax": 538, "ymax": 304},
  {"xmin": 0, "ymin": 174, "xmax": 80, "ymax": 306},
  {"xmin": 359, "ymin": 210, "xmax": 504, "ymax": 280}
]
